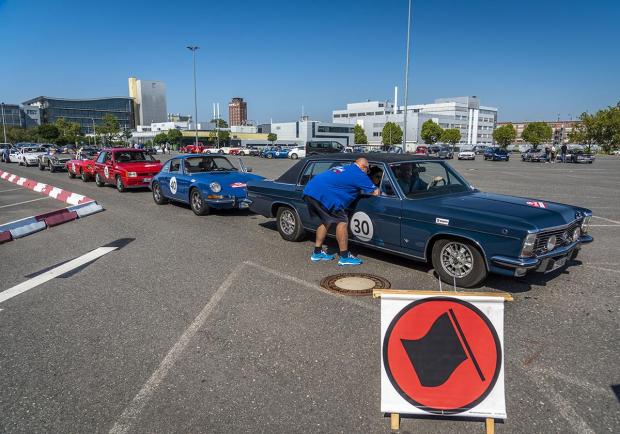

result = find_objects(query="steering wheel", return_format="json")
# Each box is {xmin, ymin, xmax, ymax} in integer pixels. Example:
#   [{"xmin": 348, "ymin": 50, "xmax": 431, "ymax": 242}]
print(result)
[{"xmin": 427, "ymin": 176, "xmax": 446, "ymax": 190}]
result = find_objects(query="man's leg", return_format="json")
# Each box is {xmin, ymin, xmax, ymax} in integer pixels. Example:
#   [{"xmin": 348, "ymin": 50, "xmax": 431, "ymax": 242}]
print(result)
[
  {"xmin": 315, "ymin": 223, "xmax": 330, "ymax": 249},
  {"xmin": 335, "ymin": 222, "xmax": 348, "ymax": 254}
]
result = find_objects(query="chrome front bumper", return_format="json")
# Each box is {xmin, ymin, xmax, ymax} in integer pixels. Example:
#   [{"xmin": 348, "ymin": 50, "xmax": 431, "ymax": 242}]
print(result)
[{"xmin": 491, "ymin": 235, "xmax": 593, "ymax": 271}]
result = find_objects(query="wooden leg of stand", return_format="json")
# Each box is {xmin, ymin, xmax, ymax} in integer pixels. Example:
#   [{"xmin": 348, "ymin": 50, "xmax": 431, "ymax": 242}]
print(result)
[
  {"xmin": 485, "ymin": 418, "xmax": 494, "ymax": 434},
  {"xmin": 390, "ymin": 413, "xmax": 400, "ymax": 431}
]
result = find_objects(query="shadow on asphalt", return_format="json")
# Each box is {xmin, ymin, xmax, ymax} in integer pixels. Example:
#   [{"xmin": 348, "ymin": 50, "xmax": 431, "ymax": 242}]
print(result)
[{"xmin": 258, "ymin": 221, "xmax": 586, "ymax": 294}]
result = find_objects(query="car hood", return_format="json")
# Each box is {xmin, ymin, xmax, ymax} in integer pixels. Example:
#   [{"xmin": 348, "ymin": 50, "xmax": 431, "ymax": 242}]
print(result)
[
  {"xmin": 425, "ymin": 191, "xmax": 585, "ymax": 232},
  {"xmin": 191, "ymin": 171, "xmax": 263, "ymax": 185},
  {"xmin": 116, "ymin": 162, "xmax": 162, "ymax": 171},
  {"xmin": 24, "ymin": 152, "xmax": 46, "ymax": 157}
]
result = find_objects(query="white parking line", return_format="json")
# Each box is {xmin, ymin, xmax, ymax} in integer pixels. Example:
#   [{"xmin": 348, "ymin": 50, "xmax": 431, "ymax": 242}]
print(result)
[
  {"xmin": 592, "ymin": 215, "xmax": 620, "ymax": 225},
  {"xmin": 109, "ymin": 264, "xmax": 246, "ymax": 434},
  {"xmin": 0, "ymin": 246, "xmax": 118, "ymax": 305},
  {"xmin": 0, "ymin": 196, "xmax": 52, "ymax": 209},
  {"xmin": 0, "ymin": 187, "xmax": 26, "ymax": 193}
]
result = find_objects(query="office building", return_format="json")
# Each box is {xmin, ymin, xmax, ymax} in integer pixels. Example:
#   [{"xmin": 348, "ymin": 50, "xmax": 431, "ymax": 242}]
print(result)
[
  {"xmin": 497, "ymin": 120, "xmax": 581, "ymax": 145},
  {"xmin": 128, "ymin": 77, "xmax": 167, "ymax": 126},
  {"xmin": 228, "ymin": 97, "xmax": 247, "ymax": 126},
  {"xmin": 332, "ymin": 96, "xmax": 498, "ymax": 150},
  {"xmin": 271, "ymin": 117, "xmax": 354, "ymax": 147},
  {"xmin": 168, "ymin": 113, "xmax": 192, "ymax": 123},
  {"xmin": 0, "ymin": 103, "xmax": 41, "ymax": 128},
  {"xmin": 22, "ymin": 96, "xmax": 134, "ymax": 134}
]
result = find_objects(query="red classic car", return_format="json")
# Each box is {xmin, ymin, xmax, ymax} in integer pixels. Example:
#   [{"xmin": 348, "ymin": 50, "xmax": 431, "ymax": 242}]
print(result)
[
  {"xmin": 66, "ymin": 148, "xmax": 100, "ymax": 181},
  {"xmin": 180, "ymin": 144, "xmax": 209, "ymax": 153},
  {"xmin": 414, "ymin": 145, "xmax": 429, "ymax": 155},
  {"xmin": 93, "ymin": 148, "xmax": 163, "ymax": 192}
]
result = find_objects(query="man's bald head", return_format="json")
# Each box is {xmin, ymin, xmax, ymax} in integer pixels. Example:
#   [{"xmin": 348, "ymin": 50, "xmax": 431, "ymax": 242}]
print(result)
[{"xmin": 355, "ymin": 157, "xmax": 370, "ymax": 173}]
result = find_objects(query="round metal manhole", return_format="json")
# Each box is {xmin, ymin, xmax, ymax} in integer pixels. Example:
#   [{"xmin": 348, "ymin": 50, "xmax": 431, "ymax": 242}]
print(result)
[{"xmin": 320, "ymin": 273, "xmax": 391, "ymax": 296}]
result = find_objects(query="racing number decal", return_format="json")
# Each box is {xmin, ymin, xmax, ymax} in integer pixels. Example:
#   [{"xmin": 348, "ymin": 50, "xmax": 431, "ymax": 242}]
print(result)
[
  {"xmin": 350, "ymin": 211, "xmax": 374, "ymax": 242},
  {"xmin": 104, "ymin": 166, "xmax": 110, "ymax": 178},
  {"xmin": 170, "ymin": 176, "xmax": 178, "ymax": 195}
]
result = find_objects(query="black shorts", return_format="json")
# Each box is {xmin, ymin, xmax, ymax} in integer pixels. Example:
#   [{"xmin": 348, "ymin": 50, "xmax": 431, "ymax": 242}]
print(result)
[{"xmin": 304, "ymin": 196, "xmax": 348, "ymax": 225}]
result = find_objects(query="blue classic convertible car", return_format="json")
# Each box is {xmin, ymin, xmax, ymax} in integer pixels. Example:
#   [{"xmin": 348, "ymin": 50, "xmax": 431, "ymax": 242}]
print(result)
[
  {"xmin": 247, "ymin": 154, "xmax": 593, "ymax": 287},
  {"xmin": 151, "ymin": 154, "xmax": 264, "ymax": 215}
]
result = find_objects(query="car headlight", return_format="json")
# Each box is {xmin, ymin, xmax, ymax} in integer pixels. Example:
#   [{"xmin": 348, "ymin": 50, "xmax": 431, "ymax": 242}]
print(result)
[
  {"xmin": 546, "ymin": 235, "xmax": 557, "ymax": 252},
  {"xmin": 127, "ymin": 172, "xmax": 137, "ymax": 177},
  {"xmin": 581, "ymin": 215, "xmax": 591, "ymax": 234},
  {"xmin": 572, "ymin": 227, "xmax": 581, "ymax": 242},
  {"xmin": 209, "ymin": 182, "xmax": 221, "ymax": 193},
  {"xmin": 521, "ymin": 233, "xmax": 537, "ymax": 256}
]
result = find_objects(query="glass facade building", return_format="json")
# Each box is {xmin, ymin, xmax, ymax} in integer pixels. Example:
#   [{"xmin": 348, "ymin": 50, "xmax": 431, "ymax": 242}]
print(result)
[
  {"xmin": 0, "ymin": 103, "xmax": 40, "ymax": 128},
  {"xmin": 22, "ymin": 96, "xmax": 135, "ymax": 134}
]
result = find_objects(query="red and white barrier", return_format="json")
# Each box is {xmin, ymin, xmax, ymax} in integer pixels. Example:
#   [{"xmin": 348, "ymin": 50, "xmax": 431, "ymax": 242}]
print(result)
[{"xmin": 0, "ymin": 170, "xmax": 94, "ymax": 206}]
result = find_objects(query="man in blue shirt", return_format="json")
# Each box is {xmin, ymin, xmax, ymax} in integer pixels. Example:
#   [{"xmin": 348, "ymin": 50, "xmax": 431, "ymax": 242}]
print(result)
[{"xmin": 303, "ymin": 157, "xmax": 379, "ymax": 265}]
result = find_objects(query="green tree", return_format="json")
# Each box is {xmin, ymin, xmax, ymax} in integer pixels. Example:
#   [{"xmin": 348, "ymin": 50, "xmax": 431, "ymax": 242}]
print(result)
[
  {"xmin": 211, "ymin": 118, "xmax": 228, "ymax": 128},
  {"xmin": 97, "ymin": 114, "xmax": 121, "ymax": 145},
  {"xmin": 492, "ymin": 124, "xmax": 517, "ymax": 149},
  {"xmin": 36, "ymin": 124, "xmax": 60, "ymax": 143},
  {"xmin": 54, "ymin": 118, "xmax": 82, "ymax": 145},
  {"xmin": 167, "ymin": 129, "xmax": 183, "ymax": 150},
  {"xmin": 521, "ymin": 122, "xmax": 552, "ymax": 149},
  {"xmin": 354, "ymin": 124, "xmax": 368, "ymax": 144},
  {"xmin": 267, "ymin": 133, "xmax": 277, "ymax": 144},
  {"xmin": 440, "ymin": 128, "xmax": 461, "ymax": 150},
  {"xmin": 381, "ymin": 122, "xmax": 402, "ymax": 147},
  {"xmin": 420, "ymin": 120, "xmax": 443, "ymax": 145},
  {"xmin": 218, "ymin": 130, "xmax": 230, "ymax": 143},
  {"xmin": 569, "ymin": 102, "xmax": 620, "ymax": 153},
  {"xmin": 4, "ymin": 126, "xmax": 37, "ymax": 143},
  {"xmin": 153, "ymin": 132, "xmax": 168, "ymax": 145}
]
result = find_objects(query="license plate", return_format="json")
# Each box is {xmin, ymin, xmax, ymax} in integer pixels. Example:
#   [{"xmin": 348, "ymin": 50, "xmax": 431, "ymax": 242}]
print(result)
[
  {"xmin": 142, "ymin": 177, "xmax": 152, "ymax": 182},
  {"xmin": 548, "ymin": 256, "xmax": 568, "ymax": 273}
]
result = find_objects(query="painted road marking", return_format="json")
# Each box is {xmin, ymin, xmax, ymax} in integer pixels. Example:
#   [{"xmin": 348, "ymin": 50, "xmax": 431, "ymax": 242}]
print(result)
[
  {"xmin": 109, "ymin": 263, "xmax": 246, "ymax": 434},
  {"xmin": 0, "ymin": 239, "xmax": 132, "ymax": 305},
  {"xmin": 592, "ymin": 215, "xmax": 620, "ymax": 225},
  {"xmin": 0, "ymin": 196, "xmax": 52, "ymax": 209},
  {"xmin": 0, "ymin": 187, "xmax": 26, "ymax": 193}
]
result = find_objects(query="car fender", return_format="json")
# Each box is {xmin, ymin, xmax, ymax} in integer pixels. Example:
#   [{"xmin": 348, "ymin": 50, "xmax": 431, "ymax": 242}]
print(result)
[
  {"xmin": 424, "ymin": 231, "xmax": 490, "ymax": 271},
  {"xmin": 270, "ymin": 200, "xmax": 303, "ymax": 221}
]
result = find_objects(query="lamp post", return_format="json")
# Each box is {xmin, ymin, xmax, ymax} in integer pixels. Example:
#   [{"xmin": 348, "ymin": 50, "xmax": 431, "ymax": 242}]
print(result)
[
  {"xmin": 92, "ymin": 118, "xmax": 97, "ymax": 146},
  {"xmin": 402, "ymin": 0, "xmax": 413, "ymax": 152},
  {"xmin": 1, "ymin": 102, "xmax": 7, "ymax": 143},
  {"xmin": 187, "ymin": 45, "xmax": 200, "ymax": 147}
]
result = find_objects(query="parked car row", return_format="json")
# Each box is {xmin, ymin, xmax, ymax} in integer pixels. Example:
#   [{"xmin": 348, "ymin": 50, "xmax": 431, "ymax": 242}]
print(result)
[{"xmin": 1, "ymin": 147, "xmax": 594, "ymax": 289}]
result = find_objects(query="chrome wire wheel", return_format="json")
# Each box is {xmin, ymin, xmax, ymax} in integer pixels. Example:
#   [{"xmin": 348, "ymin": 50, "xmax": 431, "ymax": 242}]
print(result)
[
  {"xmin": 279, "ymin": 209, "xmax": 296, "ymax": 235},
  {"xmin": 153, "ymin": 183, "xmax": 162, "ymax": 201},
  {"xmin": 440, "ymin": 242, "xmax": 474, "ymax": 278}
]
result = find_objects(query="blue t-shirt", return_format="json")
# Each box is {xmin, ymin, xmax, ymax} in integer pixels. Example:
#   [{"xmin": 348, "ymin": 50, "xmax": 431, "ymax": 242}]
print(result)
[{"xmin": 303, "ymin": 163, "xmax": 377, "ymax": 211}]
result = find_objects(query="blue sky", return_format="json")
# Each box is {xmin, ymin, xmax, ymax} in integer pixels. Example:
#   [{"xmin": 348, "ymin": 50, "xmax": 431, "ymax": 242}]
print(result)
[{"xmin": 1, "ymin": 0, "xmax": 618, "ymax": 123}]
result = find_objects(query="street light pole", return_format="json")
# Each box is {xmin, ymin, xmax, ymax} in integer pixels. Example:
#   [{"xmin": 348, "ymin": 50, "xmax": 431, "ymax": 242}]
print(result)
[
  {"xmin": 92, "ymin": 118, "xmax": 97, "ymax": 146},
  {"xmin": 187, "ymin": 46, "xmax": 200, "ymax": 148},
  {"xmin": 1, "ymin": 103, "xmax": 7, "ymax": 143},
  {"xmin": 402, "ymin": 0, "xmax": 412, "ymax": 152}
]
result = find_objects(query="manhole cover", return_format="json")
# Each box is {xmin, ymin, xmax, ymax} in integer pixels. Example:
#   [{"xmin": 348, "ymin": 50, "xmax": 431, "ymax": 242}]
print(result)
[{"xmin": 320, "ymin": 273, "xmax": 391, "ymax": 296}]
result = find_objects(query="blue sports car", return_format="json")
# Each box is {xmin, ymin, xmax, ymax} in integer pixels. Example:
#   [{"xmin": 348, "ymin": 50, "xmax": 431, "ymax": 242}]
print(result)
[
  {"xmin": 261, "ymin": 147, "xmax": 290, "ymax": 159},
  {"xmin": 247, "ymin": 154, "xmax": 593, "ymax": 287},
  {"xmin": 151, "ymin": 154, "xmax": 264, "ymax": 215},
  {"xmin": 483, "ymin": 147, "xmax": 510, "ymax": 161}
]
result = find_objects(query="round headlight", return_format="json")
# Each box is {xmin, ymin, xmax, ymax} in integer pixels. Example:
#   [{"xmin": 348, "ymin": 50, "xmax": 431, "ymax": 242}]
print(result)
[
  {"xmin": 572, "ymin": 227, "xmax": 581, "ymax": 242},
  {"xmin": 546, "ymin": 235, "xmax": 557, "ymax": 251},
  {"xmin": 209, "ymin": 182, "xmax": 221, "ymax": 193}
]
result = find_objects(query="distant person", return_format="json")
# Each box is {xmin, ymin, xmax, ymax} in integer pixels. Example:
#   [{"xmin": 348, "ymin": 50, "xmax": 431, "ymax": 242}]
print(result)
[
  {"xmin": 303, "ymin": 157, "xmax": 379, "ymax": 266},
  {"xmin": 561, "ymin": 143, "xmax": 567, "ymax": 163},
  {"xmin": 544, "ymin": 145, "xmax": 550, "ymax": 163},
  {"xmin": 551, "ymin": 145, "xmax": 557, "ymax": 163}
]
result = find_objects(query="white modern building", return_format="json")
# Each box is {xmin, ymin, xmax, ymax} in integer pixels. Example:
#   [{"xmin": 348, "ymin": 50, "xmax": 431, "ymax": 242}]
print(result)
[
  {"xmin": 332, "ymin": 96, "xmax": 497, "ymax": 150},
  {"xmin": 128, "ymin": 77, "xmax": 168, "ymax": 126},
  {"xmin": 270, "ymin": 117, "xmax": 354, "ymax": 147}
]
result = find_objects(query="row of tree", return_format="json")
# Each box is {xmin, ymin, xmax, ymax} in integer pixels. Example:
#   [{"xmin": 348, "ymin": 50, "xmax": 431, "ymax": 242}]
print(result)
[{"xmin": 354, "ymin": 120, "xmax": 462, "ymax": 149}]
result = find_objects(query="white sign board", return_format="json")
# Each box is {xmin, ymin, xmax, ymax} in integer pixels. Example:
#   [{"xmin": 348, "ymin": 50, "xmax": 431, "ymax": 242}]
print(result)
[{"xmin": 380, "ymin": 292, "xmax": 506, "ymax": 419}]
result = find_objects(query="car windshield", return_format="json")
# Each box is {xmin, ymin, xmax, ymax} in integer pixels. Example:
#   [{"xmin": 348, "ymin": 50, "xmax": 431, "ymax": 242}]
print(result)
[
  {"xmin": 184, "ymin": 156, "xmax": 236, "ymax": 173},
  {"xmin": 390, "ymin": 161, "xmax": 470, "ymax": 198},
  {"xmin": 114, "ymin": 151, "xmax": 154, "ymax": 162},
  {"xmin": 25, "ymin": 147, "xmax": 44, "ymax": 153}
]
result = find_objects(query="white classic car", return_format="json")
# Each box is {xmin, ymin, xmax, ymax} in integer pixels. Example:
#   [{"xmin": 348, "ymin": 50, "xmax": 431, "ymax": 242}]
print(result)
[
  {"xmin": 288, "ymin": 147, "xmax": 306, "ymax": 159},
  {"xmin": 13, "ymin": 147, "xmax": 47, "ymax": 166},
  {"xmin": 457, "ymin": 150, "xmax": 476, "ymax": 160}
]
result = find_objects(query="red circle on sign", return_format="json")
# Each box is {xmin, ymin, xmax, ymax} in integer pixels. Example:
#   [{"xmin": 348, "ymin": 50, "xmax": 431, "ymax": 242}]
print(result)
[{"xmin": 383, "ymin": 297, "xmax": 501, "ymax": 414}]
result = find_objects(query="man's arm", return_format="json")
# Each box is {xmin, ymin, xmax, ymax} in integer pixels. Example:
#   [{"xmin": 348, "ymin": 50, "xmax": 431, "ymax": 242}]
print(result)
[{"xmin": 371, "ymin": 188, "xmax": 380, "ymax": 196}]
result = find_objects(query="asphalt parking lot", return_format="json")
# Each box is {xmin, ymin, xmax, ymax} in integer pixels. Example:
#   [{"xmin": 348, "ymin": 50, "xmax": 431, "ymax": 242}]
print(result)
[
  {"xmin": 0, "ymin": 155, "xmax": 618, "ymax": 433},
  {"xmin": 0, "ymin": 180, "xmax": 64, "ymax": 225}
]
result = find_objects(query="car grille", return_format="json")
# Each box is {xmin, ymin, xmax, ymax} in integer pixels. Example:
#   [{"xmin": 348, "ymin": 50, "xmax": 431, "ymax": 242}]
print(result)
[{"xmin": 534, "ymin": 221, "xmax": 580, "ymax": 255}]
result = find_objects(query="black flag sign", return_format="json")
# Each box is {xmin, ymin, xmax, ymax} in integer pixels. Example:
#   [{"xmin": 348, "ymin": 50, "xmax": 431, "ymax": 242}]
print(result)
[{"xmin": 401, "ymin": 309, "xmax": 484, "ymax": 387}]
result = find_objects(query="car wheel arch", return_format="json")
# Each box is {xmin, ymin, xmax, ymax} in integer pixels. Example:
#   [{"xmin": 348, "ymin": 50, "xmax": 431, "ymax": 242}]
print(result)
[
  {"xmin": 271, "ymin": 201, "xmax": 302, "ymax": 221},
  {"xmin": 425, "ymin": 233, "xmax": 490, "ymax": 271}
]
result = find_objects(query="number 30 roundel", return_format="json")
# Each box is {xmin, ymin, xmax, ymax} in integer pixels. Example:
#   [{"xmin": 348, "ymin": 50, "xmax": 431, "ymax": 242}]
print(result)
[{"xmin": 350, "ymin": 211, "xmax": 374, "ymax": 242}]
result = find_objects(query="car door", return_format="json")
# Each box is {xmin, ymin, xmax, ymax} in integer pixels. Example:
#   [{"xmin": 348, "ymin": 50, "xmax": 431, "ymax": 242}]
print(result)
[
  {"xmin": 348, "ymin": 167, "xmax": 402, "ymax": 250},
  {"xmin": 296, "ymin": 160, "xmax": 347, "ymax": 227},
  {"xmin": 176, "ymin": 158, "xmax": 192, "ymax": 201},
  {"xmin": 94, "ymin": 151, "xmax": 107, "ymax": 177},
  {"xmin": 157, "ymin": 160, "xmax": 172, "ymax": 197},
  {"xmin": 161, "ymin": 158, "xmax": 182, "ymax": 200},
  {"xmin": 103, "ymin": 152, "xmax": 115, "ymax": 181}
]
